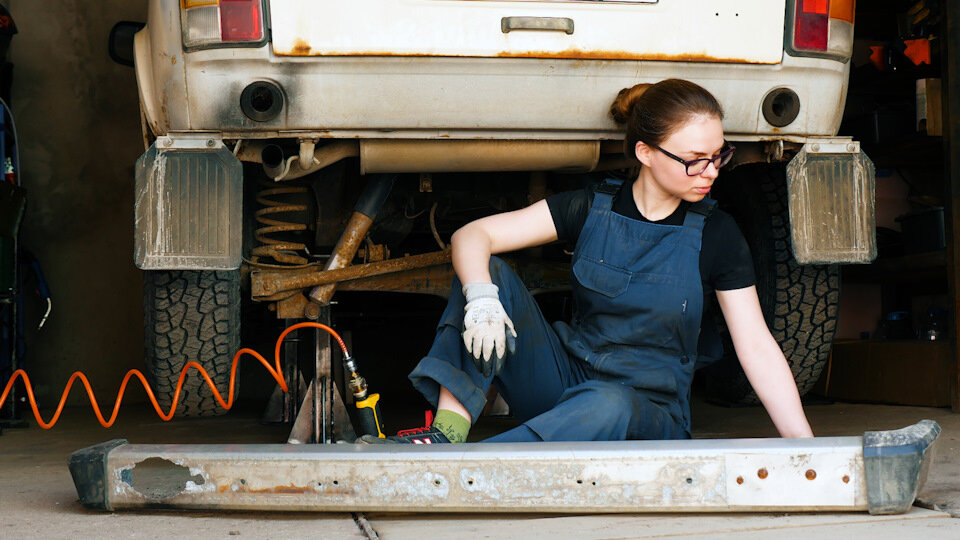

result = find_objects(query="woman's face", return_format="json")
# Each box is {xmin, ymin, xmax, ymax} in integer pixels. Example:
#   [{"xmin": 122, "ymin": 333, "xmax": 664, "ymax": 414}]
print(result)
[{"xmin": 635, "ymin": 114, "xmax": 725, "ymax": 202}]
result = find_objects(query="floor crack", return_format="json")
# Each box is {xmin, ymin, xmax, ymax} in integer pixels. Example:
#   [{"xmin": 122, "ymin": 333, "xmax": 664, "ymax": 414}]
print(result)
[{"xmin": 352, "ymin": 512, "xmax": 380, "ymax": 539}]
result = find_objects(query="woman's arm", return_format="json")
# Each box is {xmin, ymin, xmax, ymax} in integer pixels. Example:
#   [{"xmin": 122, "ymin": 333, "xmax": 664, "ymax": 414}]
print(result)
[
  {"xmin": 451, "ymin": 199, "xmax": 560, "ymax": 284},
  {"xmin": 716, "ymin": 286, "xmax": 814, "ymax": 438}
]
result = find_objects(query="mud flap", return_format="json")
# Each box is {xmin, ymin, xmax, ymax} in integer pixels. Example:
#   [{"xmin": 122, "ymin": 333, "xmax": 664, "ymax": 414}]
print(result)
[
  {"xmin": 134, "ymin": 136, "xmax": 242, "ymax": 270},
  {"xmin": 786, "ymin": 139, "xmax": 876, "ymax": 264}
]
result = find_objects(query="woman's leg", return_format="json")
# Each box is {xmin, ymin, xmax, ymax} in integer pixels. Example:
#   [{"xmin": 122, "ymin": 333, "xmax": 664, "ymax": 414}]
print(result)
[
  {"xmin": 484, "ymin": 380, "xmax": 684, "ymax": 442},
  {"xmin": 408, "ymin": 256, "xmax": 584, "ymax": 424},
  {"xmin": 437, "ymin": 386, "xmax": 472, "ymax": 422}
]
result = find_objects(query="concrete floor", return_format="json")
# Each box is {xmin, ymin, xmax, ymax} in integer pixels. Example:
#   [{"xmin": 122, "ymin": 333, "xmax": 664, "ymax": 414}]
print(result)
[{"xmin": 2, "ymin": 398, "xmax": 959, "ymax": 539}]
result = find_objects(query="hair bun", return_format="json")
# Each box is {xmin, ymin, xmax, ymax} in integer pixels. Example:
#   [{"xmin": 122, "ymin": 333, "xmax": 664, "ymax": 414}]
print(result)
[{"xmin": 609, "ymin": 83, "xmax": 652, "ymax": 125}]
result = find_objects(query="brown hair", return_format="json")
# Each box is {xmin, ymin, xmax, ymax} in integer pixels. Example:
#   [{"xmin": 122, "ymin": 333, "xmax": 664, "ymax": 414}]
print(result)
[{"xmin": 610, "ymin": 79, "xmax": 724, "ymax": 160}]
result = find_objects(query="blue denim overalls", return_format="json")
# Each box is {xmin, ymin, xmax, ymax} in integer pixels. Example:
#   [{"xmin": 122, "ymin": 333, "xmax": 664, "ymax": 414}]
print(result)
[{"xmin": 409, "ymin": 179, "xmax": 714, "ymax": 441}]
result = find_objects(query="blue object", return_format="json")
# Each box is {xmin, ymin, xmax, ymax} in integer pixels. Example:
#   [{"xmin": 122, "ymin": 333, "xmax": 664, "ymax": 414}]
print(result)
[{"xmin": 409, "ymin": 180, "xmax": 714, "ymax": 441}]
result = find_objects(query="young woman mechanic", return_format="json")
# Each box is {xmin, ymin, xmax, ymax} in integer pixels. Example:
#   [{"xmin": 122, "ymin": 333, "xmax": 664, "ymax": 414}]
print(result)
[{"xmin": 374, "ymin": 78, "xmax": 814, "ymax": 444}]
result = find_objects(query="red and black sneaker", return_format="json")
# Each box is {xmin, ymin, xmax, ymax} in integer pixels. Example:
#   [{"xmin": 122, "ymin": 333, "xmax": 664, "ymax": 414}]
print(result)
[
  {"xmin": 356, "ymin": 411, "xmax": 450, "ymax": 444},
  {"xmin": 391, "ymin": 426, "xmax": 451, "ymax": 444}
]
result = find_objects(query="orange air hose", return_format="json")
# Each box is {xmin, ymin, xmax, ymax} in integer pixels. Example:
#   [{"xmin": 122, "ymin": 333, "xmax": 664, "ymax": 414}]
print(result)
[{"xmin": 0, "ymin": 322, "xmax": 350, "ymax": 429}]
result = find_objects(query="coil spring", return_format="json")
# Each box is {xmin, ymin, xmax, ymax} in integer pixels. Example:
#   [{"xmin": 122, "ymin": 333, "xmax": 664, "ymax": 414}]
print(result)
[{"xmin": 252, "ymin": 180, "xmax": 311, "ymax": 265}]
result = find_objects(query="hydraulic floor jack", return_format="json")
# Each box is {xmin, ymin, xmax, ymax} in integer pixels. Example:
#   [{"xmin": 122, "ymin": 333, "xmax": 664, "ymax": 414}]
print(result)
[{"xmin": 64, "ymin": 311, "xmax": 941, "ymax": 516}]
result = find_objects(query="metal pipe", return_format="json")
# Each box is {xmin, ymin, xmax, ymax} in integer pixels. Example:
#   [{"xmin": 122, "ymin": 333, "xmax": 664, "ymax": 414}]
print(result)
[
  {"xmin": 307, "ymin": 174, "xmax": 396, "ymax": 305},
  {"xmin": 359, "ymin": 139, "xmax": 600, "ymax": 173},
  {"xmin": 242, "ymin": 139, "xmax": 601, "ymax": 176},
  {"xmin": 298, "ymin": 140, "xmax": 316, "ymax": 170},
  {"xmin": 261, "ymin": 144, "xmax": 286, "ymax": 179},
  {"xmin": 246, "ymin": 141, "xmax": 360, "ymax": 181},
  {"xmin": 283, "ymin": 141, "xmax": 359, "ymax": 181},
  {"xmin": 252, "ymin": 250, "xmax": 452, "ymax": 298}
]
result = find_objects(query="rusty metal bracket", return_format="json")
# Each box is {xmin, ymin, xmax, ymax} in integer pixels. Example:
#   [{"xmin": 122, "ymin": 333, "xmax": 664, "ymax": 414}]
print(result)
[{"xmin": 252, "ymin": 250, "xmax": 453, "ymax": 299}]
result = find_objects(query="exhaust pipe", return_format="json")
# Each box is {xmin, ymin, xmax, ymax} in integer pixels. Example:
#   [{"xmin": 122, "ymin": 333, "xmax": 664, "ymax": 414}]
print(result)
[{"xmin": 261, "ymin": 144, "xmax": 286, "ymax": 179}]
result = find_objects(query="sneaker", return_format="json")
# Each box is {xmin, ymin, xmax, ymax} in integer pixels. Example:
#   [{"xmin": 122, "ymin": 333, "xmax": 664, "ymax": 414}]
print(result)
[
  {"xmin": 355, "ymin": 410, "xmax": 450, "ymax": 444},
  {"xmin": 357, "ymin": 426, "xmax": 450, "ymax": 445}
]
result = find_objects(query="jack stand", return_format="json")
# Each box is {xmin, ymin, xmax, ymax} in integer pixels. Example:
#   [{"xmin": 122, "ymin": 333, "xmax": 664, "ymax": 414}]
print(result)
[
  {"xmin": 260, "ymin": 318, "xmax": 309, "ymax": 426},
  {"xmin": 276, "ymin": 305, "xmax": 356, "ymax": 444},
  {"xmin": 69, "ymin": 421, "xmax": 939, "ymax": 515}
]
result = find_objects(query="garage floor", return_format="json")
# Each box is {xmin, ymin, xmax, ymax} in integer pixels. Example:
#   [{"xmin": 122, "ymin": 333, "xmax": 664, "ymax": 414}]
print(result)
[{"xmin": 2, "ymin": 398, "xmax": 959, "ymax": 539}]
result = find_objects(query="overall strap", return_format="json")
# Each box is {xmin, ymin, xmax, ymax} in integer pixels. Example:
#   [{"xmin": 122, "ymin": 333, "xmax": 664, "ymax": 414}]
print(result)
[
  {"xmin": 590, "ymin": 179, "xmax": 622, "ymax": 212},
  {"xmin": 681, "ymin": 198, "xmax": 716, "ymax": 231}
]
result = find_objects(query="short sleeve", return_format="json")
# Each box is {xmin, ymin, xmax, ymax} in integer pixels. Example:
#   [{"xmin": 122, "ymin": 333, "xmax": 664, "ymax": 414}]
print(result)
[
  {"xmin": 701, "ymin": 210, "xmax": 755, "ymax": 291},
  {"xmin": 545, "ymin": 187, "xmax": 592, "ymax": 245}
]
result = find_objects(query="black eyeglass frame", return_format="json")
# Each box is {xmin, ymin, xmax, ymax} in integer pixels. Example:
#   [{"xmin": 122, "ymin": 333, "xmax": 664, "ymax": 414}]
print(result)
[{"xmin": 649, "ymin": 142, "xmax": 736, "ymax": 176}]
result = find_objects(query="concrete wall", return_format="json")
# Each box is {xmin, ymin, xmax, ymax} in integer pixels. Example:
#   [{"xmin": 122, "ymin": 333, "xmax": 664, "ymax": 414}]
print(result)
[{"xmin": 8, "ymin": 0, "xmax": 149, "ymax": 407}]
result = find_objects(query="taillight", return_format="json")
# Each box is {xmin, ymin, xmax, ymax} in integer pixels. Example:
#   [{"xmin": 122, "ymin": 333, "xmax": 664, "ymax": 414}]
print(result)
[
  {"xmin": 789, "ymin": 0, "xmax": 855, "ymax": 60},
  {"xmin": 181, "ymin": 0, "xmax": 264, "ymax": 49}
]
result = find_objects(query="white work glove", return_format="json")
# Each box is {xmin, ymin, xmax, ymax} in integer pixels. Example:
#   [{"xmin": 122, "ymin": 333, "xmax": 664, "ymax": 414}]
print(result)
[{"xmin": 462, "ymin": 283, "xmax": 517, "ymax": 378}]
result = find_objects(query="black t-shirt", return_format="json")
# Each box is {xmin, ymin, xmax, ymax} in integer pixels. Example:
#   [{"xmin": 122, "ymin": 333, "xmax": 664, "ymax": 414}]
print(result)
[{"xmin": 545, "ymin": 178, "xmax": 755, "ymax": 295}]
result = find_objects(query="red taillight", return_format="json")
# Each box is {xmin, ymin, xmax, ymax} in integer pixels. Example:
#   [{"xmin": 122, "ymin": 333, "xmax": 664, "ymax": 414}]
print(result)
[
  {"xmin": 220, "ymin": 0, "xmax": 262, "ymax": 42},
  {"xmin": 795, "ymin": 0, "xmax": 829, "ymax": 51}
]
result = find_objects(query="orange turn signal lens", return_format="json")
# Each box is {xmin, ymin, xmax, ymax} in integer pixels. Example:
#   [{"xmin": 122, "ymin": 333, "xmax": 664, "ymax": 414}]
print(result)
[
  {"xmin": 830, "ymin": 0, "xmax": 855, "ymax": 23},
  {"xmin": 182, "ymin": 0, "xmax": 219, "ymax": 9}
]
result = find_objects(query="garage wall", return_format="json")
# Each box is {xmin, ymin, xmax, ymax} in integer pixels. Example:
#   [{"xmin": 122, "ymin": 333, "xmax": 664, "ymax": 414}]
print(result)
[{"xmin": 8, "ymin": 0, "xmax": 149, "ymax": 406}]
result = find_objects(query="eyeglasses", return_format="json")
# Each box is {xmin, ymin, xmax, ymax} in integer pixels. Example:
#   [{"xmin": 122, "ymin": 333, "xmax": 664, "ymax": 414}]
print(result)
[{"xmin": 650, "ymin": 142, "xmax": 736, "ymax": 176}]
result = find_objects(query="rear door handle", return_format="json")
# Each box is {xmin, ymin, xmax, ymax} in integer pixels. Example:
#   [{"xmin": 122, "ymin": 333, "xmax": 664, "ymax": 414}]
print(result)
[{"xmin": 501, "ymin": 16, "xmax": 575, "ymax": 35}]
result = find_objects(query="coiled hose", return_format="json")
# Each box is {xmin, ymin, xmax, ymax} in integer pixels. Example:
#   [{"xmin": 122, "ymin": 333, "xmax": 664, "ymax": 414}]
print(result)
[{"xmin": 0, "ymin": 322, "xmax": 350, "ymax": 429}]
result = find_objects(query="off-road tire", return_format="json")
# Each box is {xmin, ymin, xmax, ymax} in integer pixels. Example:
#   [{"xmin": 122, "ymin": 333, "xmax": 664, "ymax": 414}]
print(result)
[
  {"xmin": 143, "ymin": 270, "xmax": 240, "ymax": 416},
  {"xmin": 703, "ymin": 163, "xmax": 839, "ymax": 404}
]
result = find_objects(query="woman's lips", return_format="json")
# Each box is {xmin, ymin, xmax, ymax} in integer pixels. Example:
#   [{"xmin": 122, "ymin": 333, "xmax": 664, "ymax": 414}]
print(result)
[{"xmin": 694, "ymin": 187, "xmax": 711, "ymax": 195}]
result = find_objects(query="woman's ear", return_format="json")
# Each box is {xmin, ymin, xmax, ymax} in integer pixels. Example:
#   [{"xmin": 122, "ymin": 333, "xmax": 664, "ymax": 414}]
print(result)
[{"xmin": 634, "ymin": 141, "xmax": 653, "ymax": 168}]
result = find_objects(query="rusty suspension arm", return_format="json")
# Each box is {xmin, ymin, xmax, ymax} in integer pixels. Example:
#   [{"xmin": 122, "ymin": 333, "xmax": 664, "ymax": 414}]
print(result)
[
  {"xmin": 251, "ymin": 249, "xmax": 453, "ymax": 300},
  {"xmin": 307, "ymin": 174, "xmax": 397, "ymax": 306}
]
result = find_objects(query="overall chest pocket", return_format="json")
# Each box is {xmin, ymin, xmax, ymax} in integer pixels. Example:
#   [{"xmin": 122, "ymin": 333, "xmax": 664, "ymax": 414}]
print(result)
[
  {"xmin": 573, "ymin": 256, "xmax": 632, "ymax": 298},
  {"xmin": 575, "ymin": 256, "xmax": 687, "ymax": 349}
]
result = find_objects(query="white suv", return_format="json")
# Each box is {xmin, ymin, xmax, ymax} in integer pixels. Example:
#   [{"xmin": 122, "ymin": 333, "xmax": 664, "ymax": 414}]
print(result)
[{"xmin": 113, "ymin": 0, "xmax": 874, "ymax": 415}]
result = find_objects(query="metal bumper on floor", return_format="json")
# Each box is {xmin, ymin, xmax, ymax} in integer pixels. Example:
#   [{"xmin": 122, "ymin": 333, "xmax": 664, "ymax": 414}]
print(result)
[{"xmin": 68, "ymin": 420, "xmax": 939, "ymax": 515}]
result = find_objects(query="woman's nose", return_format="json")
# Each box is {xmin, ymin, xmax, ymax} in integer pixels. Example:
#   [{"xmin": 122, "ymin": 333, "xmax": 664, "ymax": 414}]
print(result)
[{"xmin": 700, "ymin": 160, "xmax": 720, "ymax": 179}]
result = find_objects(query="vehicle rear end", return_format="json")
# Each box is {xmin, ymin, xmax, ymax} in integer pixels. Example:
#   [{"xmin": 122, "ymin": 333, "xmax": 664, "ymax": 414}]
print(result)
[{"xmin": 124, "ymin": 0, "xmax": 874, "ymax": 414}]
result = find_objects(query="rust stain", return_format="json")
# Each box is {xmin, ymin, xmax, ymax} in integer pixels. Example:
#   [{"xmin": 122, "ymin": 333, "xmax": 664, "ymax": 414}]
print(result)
[
  {"xmin": 218, "ymin": 483, "xmax": 355, "ymax": 496},
  {"xmin": 290, "ymin": 39, "xmax": 312, "ymax": 55},
  {"xmin": 736, "ymin": 476, "xmax": 744, "ymax": 485},
  {"xmin": 274, "ymin": 48, "xmax": 776, "ymax": 64},
  {"xmin": 171, "ymin": 56, "xmax": 177, "ymax": 65},
  {"xmin": 757, "ymin": 468, "xmax": 768, "ymax": 479},
  {"xmin": 496, "ymin": 49, "xmax": 768, "ymax": 64},
  {"xmin": 805, "ymin": 469, "xmax": 817, "ymax": 480},
  {"xmin": 842, "ymin": 475, "xmax": 850, "ymax": 484}
]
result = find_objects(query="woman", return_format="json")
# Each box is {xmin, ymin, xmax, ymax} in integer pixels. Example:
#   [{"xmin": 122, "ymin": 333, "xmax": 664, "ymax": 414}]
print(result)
[{"xmin": 373, "ymin": 79, "xmax": 813, "ymax": 444}]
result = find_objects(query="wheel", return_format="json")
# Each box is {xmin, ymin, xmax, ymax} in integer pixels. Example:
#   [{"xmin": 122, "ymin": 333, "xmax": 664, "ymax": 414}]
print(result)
[
  {"xmin": 143, "ymin": 269, "xmax": 240, "ymax": 416},
  {"xmin": 702, "ymin": 163, "xmax": 840, "ymax": 404}
]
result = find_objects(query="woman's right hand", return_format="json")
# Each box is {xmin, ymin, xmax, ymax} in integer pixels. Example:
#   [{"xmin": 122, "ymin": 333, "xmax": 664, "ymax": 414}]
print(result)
[
  {"xmin": 461, "ymin": 283, "xmax": 517, "ymax": 377},
  {"xmin": 450, "ymin": 199, "xmax": 558, "ymax": 376}
]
